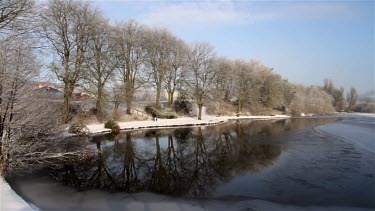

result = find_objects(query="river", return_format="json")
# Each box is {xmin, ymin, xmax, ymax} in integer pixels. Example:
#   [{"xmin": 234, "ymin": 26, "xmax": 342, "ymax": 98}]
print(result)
[{"xmin": 7, "ymin": 114, "xmax": 375, "ymax": 210}]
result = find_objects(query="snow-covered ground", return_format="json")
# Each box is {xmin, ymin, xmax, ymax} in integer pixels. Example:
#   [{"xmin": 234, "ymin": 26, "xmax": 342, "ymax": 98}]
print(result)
[
  {"xmin": 6, "ymin": 176, "xmax": 374, "ymax": 211},
  {"xmin": 0, "ymin": 177, "xmax": 36, "ymax": 210}
]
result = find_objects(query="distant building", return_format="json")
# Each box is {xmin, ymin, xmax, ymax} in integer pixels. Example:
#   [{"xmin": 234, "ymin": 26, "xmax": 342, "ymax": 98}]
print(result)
[
  {"xmin": 33, "ymin": 83, "xmax": 63, "ymax": 99},
  {"xmin": 73, "ymin": 91, "xmax": 93, "ymax": 101},
  {"xmin": 32, "ymin": 83, "xmax": 93, "ymax": 101}
]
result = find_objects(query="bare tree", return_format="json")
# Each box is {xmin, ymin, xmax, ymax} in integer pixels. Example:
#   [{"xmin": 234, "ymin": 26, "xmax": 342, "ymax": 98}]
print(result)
[
  {"xmin": 84, "ymin": 15, "xmax": 117, "ymax": 114},
  {"xmin": 289, "ymin": 85, "xmax": 306, "ymax": 116},
  {"xmin": 0, "ymin": 0, "xmax": 35, "ymax": 34},
  {"xmin": 114, "ymin": 20, "xmax": 146, "ymax": 114},
  {"xmin": 185, "ymin": 42, "xmax": 216, "ymax": 120},
  {"xmin": 0, "ymin": 35, "xmax": 84, "ymax": 174},
  {"xmin": 258, "ymin": 68, "xmax": 284, "ymax": 109},
  {"xmin": 323, "ymin": 78, "xmax": 347, "ymax": 112},
  {"xmin": 347, "ymin": 87, "xmax": 357, "ymax": 112},
  {"xmin": 212, "ymin": 58, "xmax": 234, "ymax": 102},
  {"xmin": 164, "ymin": 38, "xmax": 188, "ymax": 108},
  {"xmin": 144, "ymin": 28, "xmax": 175, "ymax": 108},
  {"xmin": 40, "ymin": 0, "xmax": 97, "ymax": 122},
  {"xmin": 305, "ymin": 86, "xmax": 335, "ymax": 114},
  {"xmin": 289, "ymin": 85, "xmax": 334, "ymax": 116},
  {"xmin": 110, "ymin": 81, "xmax": 124, "ymax": 110},
  {"xmin": 233, "ymin": 60, "xmax": 256, "ymax": 113},
  {"xmin": 323, "ymin": 78, "xmax": 335, "ymax": 96},
  {"xmin": 0, "ymin": 36, "xmax": 38, "ymax": 155},
  {"xmin": 334, "ymin": 87, "xmax": 345, "ymax": 112}
]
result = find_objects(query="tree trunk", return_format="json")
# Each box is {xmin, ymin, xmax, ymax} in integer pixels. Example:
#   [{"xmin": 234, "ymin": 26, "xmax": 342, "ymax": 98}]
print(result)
[
  {"xmin": 237, "ymin": 98, "xmax": 243, "ymax": 114},
  {"xmin": 348, "ymin": 104, "xmax": 352, "ymax": 112},
  {"xmin": 125, "ymin": 86, "xmax": 133, "ymax": 115},
  {"xmin": 0, "ymin": 131, "xmax": 8, "ymax": 173},
  {"xmin": 114, "ymin": 101, "xmax": 120, "ymax": 110},
  {"xmin": 155, "ymin": 81, "xmax": 162, "ymax": 108},
  {"xmin": 63, "ymin": 85, "xmax": 73, "ymax": 123},
  {"xmin": 96, "ymin": 84, "xmax": 103, "ymax": 113},
  {"xmin": 126, "ymin": 100, "xmax": 132, "ymax": 115},
  {"xmin": 197, "ymin": 103, "xmax": 203, "ymax": 120},
  {"xmin": 168, "ymin": 92, "xmax": 174, "ymax": 108}
]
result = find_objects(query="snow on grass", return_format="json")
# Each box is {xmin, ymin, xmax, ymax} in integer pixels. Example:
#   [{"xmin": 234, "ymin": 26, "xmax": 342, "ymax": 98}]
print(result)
[{"xmin": 1, "ymin": 177, "xmax": 36, "ymax": 210}]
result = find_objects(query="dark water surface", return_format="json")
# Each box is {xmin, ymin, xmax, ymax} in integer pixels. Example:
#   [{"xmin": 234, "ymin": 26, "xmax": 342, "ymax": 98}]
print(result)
[{"xmin": 8, "ymin": 117, "xmax": 375, "ymax": 209}]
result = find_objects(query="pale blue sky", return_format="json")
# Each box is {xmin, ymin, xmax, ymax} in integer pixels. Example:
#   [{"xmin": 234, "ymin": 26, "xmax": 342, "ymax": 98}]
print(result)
[{"xmin": 91, "ymin": 0, "xmax": 374, "ymax": 94}]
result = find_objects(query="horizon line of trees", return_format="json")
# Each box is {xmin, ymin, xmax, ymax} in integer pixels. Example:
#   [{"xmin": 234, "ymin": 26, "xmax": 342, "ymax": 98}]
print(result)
[{"xmin": 323, "ymin": 78, "xmax": 358, "ymax": 113}]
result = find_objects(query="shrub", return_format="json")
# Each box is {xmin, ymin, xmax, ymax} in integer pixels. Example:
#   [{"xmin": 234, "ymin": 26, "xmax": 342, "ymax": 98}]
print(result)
[
  {"xmin": 104, "ymin": 120, "xmax": 120, "ymax": 134},
  {"xmin": 173, "ymin": 97, "xmax": 192, "ymax": 115},
  {"xmin": 144, "ymin": 105, "xmax": 156, "ymax": 114},
  {"xmin": 68, "ymin": 122, "xmax": 89, "ymax": 135},
  {"xmin": 144, "ymin": 105, "xmax": 177, "ymax": 119}
]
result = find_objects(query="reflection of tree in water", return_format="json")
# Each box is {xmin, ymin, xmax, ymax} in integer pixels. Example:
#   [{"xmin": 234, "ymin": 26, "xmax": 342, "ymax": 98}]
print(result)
[
  {"xmin": 51, "ymin": 137, "xmax": 117, "ymax": 190},
  {"xmin": 113, "ymin": 133, "xmax": 140, "ymax": 191},
  {"xmin": 87, "ymin": 141, "xmax": 117, "ymax": 189},
  {"xmin": 50, "ymin": 123, "xmax": 285, "ymax": 197}
]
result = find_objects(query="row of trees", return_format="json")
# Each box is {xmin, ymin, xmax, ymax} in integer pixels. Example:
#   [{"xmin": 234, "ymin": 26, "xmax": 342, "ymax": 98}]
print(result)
[
  {"xmin": 40, "ymin": 0, "xmax": 194, "ymax": 120},
  {"xmin": 323, "ymin": 79, "xmax": 357, "ymax": 112},
  {"xmin": 39, "ymin": 0, "xmax": 343, "ymax": 121},
  {"xmin": 40, "ymin": 0, "xmax": 233, "ymax": 121}
]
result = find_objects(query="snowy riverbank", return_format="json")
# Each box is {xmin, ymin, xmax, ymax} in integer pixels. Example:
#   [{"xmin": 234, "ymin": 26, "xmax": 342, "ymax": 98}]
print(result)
[{"xmin": 86, "ymin": 115, "xmax": 291, "ymax": 134}]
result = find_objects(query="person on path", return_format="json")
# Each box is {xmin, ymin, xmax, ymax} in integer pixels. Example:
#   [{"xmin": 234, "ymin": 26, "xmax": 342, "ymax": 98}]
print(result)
[{"xmin": 152, "ymin": 112, "xmax": 157, "ymax": 121}]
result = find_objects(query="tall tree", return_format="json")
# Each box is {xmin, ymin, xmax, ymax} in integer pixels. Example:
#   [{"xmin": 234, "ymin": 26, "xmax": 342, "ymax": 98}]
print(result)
[
  {"xmin": 84, "ymin": 15, "xmax": 117, "ymax": 114},
  {"xmin": 0, "ymin": 0, "xmax": 36, "ymax": 167},
  {"xmin": 258, "ymin": 68, "xmax": 284, "ymax": 109},
  {"xmin": 0, "ymin": 35, "xmax": 74, "ymax": 173},
  {"xmin": 211, "ymin": 58, "xmax": 234, "ymax": 102},
  {"xmin": 233, "ymin": 60, "xmax": 256, "ymax": 113},
  {"xmin": 347, "ymin": 87, "xmax": 357, "ymax": 112},
  {"xmin": 185, "ymin": 42, "xmax": 216, "ymax": 120},
  {"xmin": 0, "ymin": 0, "xmax": 35, "ymax": 33},
  {"xmin": 114, "ymin": 20, "xmax": 146, "ymax": 114},
  {"xmin": 164, "ymin": 38, "xmax": 188, "ymax": 108},
  {"xmin": 0, "ymin": 36, "xmax": 37, "ymax": 161},
  {"xmin": 40, "ymin": 0, "xmax": 97, "ymax": 122},
  {"xmin": 144, "ymin": 28, "xmax": 175, "ymax": 108},
  {"xmin": 334, "ymin": 87, "xmax": 345, "ymax": 112}
]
